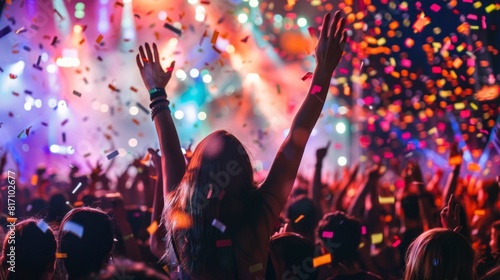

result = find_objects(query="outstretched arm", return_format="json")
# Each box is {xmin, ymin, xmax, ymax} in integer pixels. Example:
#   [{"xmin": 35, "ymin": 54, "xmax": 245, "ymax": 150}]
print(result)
[
  {"xmin": 260, "ymin": 12, "xmax": 347, "ymax": 219},
  {"xmin": 313, "ymin": 142, "xmax": 330, "ymax": 215},
  {"xmin": 148, "ymin": 148, "xmax": 166, "ymax": 258},
  {"xmin": 136, "ymin": 43, "xmax": 186, "ymax": 194},
  {"xmin": 442, "ymin": 142, "xmax": 462, "ymax": 207}
]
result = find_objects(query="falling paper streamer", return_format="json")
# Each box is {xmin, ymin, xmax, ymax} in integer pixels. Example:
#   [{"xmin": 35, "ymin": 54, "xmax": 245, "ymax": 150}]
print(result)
[
  {"xmin": 106, "ymin": 150, "xmax": 119, "ymax": 160},
  {"xmin": 371, "ymin": 233, "xmax": 384, "ymax": 244},
  {"xmin": 37, "ymin": 220, "xmax": 49, "ymax": 233},
  {"xmin": 56, "ymin": 253, "xmax": 67, "ymax": 259},
  {"xmin": 322, "ymin": 231, "xmax": 334, "ymax": 238},
  {"xmin": 212, "ymin": 219, "xmax": 226, "ymax": 232},
  {"xmin": 62, "ymin": 221, "xmax": 84, "ymax": 238},
  {"xmin": 72, "ymin": 182, "xmax": 82, "ymax": 194},
  {"xmin": 313, "ymin": 254, "xmax": 332, "ymax": 268},
  {"xmin": 294, "ymin": 215, "xmax": 304, "ymax": 223}
]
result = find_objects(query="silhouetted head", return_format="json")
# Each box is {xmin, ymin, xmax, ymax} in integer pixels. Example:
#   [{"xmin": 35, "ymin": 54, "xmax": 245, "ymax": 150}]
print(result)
[
  {"xmin": 1, "ymin": 219, "xmax": 57, "ymax": 280},
  {"xmin": 47, "ymin": 192, "xmax": 71, "ymax": 223},
  {"xmin": 316, "ymin": 212, "xmax": 362, "ymax": 264},
  {"xmin": 163, "ymin": 130, "xmax": 255, "ymax": 277},
  {"xmin": 405, "ymin": 228, "xmax": 475, "ymax": 280},
  {"xmin": 266, "ymin": 233, "xmax": 318, "ymax": 280},
  {"xmin": 59, "ymin": 207, "xmax": 115, "ymax": 280},
  {"xmin": 287, "ymin": 195, "xmax": 318, "ymax": 241},
  {"xmin": 490, "ymin": 220, "xmax": 500, "ymax": 252},
  {"xmin": 26, "ymin": 198, "xmax": 48, "ymax": 218}
]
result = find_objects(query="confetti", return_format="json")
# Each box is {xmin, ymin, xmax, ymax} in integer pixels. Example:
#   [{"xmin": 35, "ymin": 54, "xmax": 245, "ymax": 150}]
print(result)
[
  {"xmin": 216, "ymin": 239, "xmax": 232, "ymax": 247},
  {"xmin": 6, "ymin": 217, "xmax": 17, "ymax": 223},
  {"xmin": 378, "ymin": 196, "xmax": 395, "ymax": 204},
  {"xmin": 294, "ymin": 215, "xmax": 304, "ymax": 223},
  {"xmin": 313, "ymin": 254, "xmax": 332, "ymax": 268},
  {"xmin": 51, "ymin": 36, "xmax": 58, "ymax": 46},
  {"xmin": 136, "ymin": 102, "xmax": 149, "ymax": 114},
  {"xmin": 0, "ymin": 26, "xmax": 12, "ymax": 39},
  {"xmin": 301, "ymin": 72, "xmax": 313, "ymax": 81},
  {"xmin": 72, "ymin": 182, "xmax": 82, "ymax": 194},
  {"xmin": 413, "ymin": 12, "xmax": 430, "ymax": 33},
  {"xmin": 249, "ymin": 263, "xmax": 263, "ymax": 273},
  {"xmin": 311, "ymin": 85, "xmax": 322, "ymax": 95},
  {"xmin": 56, "ymin": 253, "xmax": 67, "ymax": 259},
  {"xmin": 37, "ymin": 220, "xmax": 49, "ymax": 233},
  {"xmin": 62, "ymin": 221, "xmax": 84, "ymax": 238},
  {"xmin": 96, "ymin": 35, "xmax": 104, "ymax": 44},
  {"xmin": 164, "ymin": 23, "xmax": 182, "ymax": 36},
  {"xmin": 322, "ymin": 231, "xmax": 334, "ymax": 238},
  {"xmin": 211, "ymin": 219, "xmax": 226, "ymax": 232},
  {"xmin": 73, "ymin": 90, "xmax": 82, "ymax": 97},
  {"xmin": 106, "ymin": 150, "xmax": 119, "ymax": 160},
  {"xmin": 361, "ymin": 226, "xmax": 367, "ymax": 235},
  {"xmin": 371, "ymin": 233, "xmax": 383, "ymax": 244},
  {"xmin": 61, "ymin": 119, "xmax": 69, "ymax": 126},
  {"xmin": 392, "ymin": 239, "xmax": 401, "ymax": 247},
  {"xmin": 211, "ymin": 30, "xmax": 219, "ymax": 45},
  {"xmin": 147, "ymin": 221, "xmax": 158, "ymax": 235}
]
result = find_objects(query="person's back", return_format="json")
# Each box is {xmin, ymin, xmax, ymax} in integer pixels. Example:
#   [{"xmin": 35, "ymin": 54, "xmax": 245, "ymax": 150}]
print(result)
[
  {"xmin": 404, "ymin": 228, "xmax": 475, "ymax": 280},
  {"xmin": 0, "ymin": 219, "xmax": 56, "ymax": 280}
]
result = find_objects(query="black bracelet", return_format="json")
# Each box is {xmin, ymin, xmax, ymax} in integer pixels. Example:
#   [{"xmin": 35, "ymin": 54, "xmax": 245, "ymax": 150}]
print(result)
[
  {"xmin": 151, "ymin": 105, "xmax": 170, "ymax": 121},
  {"xmin": 149, "ymin": 98, "xmax": 169, "ymax": 109},
  {"xmin": 149, "ymin": 88, "xmax": 167, "ymax": 101}
]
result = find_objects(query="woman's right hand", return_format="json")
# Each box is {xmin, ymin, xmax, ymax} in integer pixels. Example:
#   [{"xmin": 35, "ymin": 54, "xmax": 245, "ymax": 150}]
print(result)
[
  {"xmin": 315, "ymin": 12, "xmax": 347, "ymax": 77},
  {"xmin": 136, "ymin": 42, "xmax": 175, "ymax": 91}
]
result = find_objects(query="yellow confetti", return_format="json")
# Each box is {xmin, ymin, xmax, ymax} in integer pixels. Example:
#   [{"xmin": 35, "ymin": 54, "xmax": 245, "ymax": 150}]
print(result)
[
  {"xmin": 313, "ymin": 254, "xmax": 332, "ymax": 267},
  {"xmin": 485, "ymin": 3, "xmax": 496, "ymax": 13},
  {"xmin": 56, "ymin": 253, "xmax": 67, "ymax": 259},
  {"xmin": 378, "ymin": 196, "xmax": 395, "ymax": 204},
  {"xmin": 147, "ymin": 221, "xmax": 158, "ymax": 235},
  {"xmin": 96, "ymin": 35, "xmax": 104, "ymax": 44},
  {"xmin": 249, "ymin": 263, "xmax": 263, "ymax": 273},
  {"xmin": 371, "ymin": 233, "xmax": 384, "ymax": 244},
  {"xmin": 294, "ymin": 215, "xmax": 305, "ymax": 223}
]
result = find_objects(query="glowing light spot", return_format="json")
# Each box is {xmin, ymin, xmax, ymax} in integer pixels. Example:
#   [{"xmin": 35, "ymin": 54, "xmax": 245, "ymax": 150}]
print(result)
[
  {"xmin": 128, "ymin": 138, "xmax": 138, "ymax": 147},
  {"xmin": 188, "ymin": 0, "xmax": 198, "ymax": 4},
  {"xmin": 58, "ymin": 100, "xmax": 67, "ymax": 108},
  {"xmin": 338, "ymin": 106, "xmax": 348, "ymax": 115},
  {"xmin": 174, "ymin": 110, "xmax": 184, "ymax": 120},
  {"xmin": 338, "ymin": 156, "xmax": 347, "ymax": 166},
  {"xmin": 249, "ymin": 0, "xmax": 259, "ymax": 7},
  {"xmin": 158, "ymin": 11, "xmax": 167, "ymax": 21},
  {"xmin": 129, "ymin": 106, "xmax": 139, "ymax": 115},
  {"xmin": 247, "ymin": 73, "xmax": 260, "ymax": 82},
  {"xmin": 48, "ymin": 98, "xmax": 57, "ymax": 108},
  {"xmin": 50, "ymin": 145, "xmax": 60, "ymax": 153},
  {"xmin": 100, "ymin": 104, "xmax": 109, "ymax": 113},
  {"xmin": 197, "ymin": 111, "xmax": 207, "ymax": 120},
  {"xmin": 75, "ymin": 10, "xmax": 85, "ymax": 19},
  {"xmin": 67, "ymin": 146, "xmax": 75, "ymax": 154},
  {"xmin": 24, "ymin": 103, "xmax": 32, "ymax": 111},
  {"xmin": 226, "ymin": 44, "xmax": 235, "ymax": 53},
  {"xmin": 336, "ymin": 122, "xmax": 346, "ymax": 134},
  {"xmin": 297, "ymin": 17, "xmax": 307, "ymax": 27},
  {"xmin": 195, "ymin": 13, "xmax": 205, "ymax": 22},
  {"xmin": 34, "ymin": 99, "xmax": 42, "ymax": 108},
  {"xmin": 22, "ymin": 144, "xmax": 29, "ymax": 152},
  {"xmin": 73, "ymin": 25, "xmax": 83, "ymax": 33},
  {"xmin": 189, "ymin": 68, "xmax": 200, "ymax": 78},
  {"xmin": 238, "ymin": 13, "xmax": 248, "ymax": 23},
  {"xmin": 202, "ymin": 74, "xmax": 212, "ymax": 83},
  {"xmin": 274, "ymin": 14, "xmax": 283, "ymax": 22},
  {"xmin": 91, "ymin": 101, "xmax": 100, "ymax": 110},
  {"xmin": 176, "ymin": 69, "xmax": 187, "ymax": 81}
]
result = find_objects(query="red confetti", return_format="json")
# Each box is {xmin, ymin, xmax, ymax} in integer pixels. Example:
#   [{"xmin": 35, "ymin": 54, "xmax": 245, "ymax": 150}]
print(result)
[{"xmin": 301, "ymin": 72, "xmax": 313, "ymax": 81}]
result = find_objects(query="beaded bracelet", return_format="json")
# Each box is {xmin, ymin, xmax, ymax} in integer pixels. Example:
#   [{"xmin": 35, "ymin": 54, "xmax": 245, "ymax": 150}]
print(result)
[
  {"xmin": 149, "ymin": 98, "xmax": 169, "ymax": 109},
  {"xmin": 149, "ymin": 88, "xmax": 167, "ymax": 101},
  {"xmin": 151, "ymin": 105, "xmax": 170, "ymax": 121}
]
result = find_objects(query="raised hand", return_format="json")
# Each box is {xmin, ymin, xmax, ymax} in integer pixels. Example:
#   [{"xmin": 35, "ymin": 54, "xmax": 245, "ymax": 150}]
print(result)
[
  {"xmin": 440, "ymin": 194, "xmax": 461, "ymax": 231},
  {"xmin": 316, "ymin": 141, "xmax": 331, "ymax": 160},
  {"xmin": 315, "ymin": 12, "xmax": 347, "ymax": 76},
  {"xmin": 148, "ymin": 148, "xmax": 161, "ymax": 169},
  {"xmin": 136, "ymin": 43, "xmax": 175, "ymax": 91}
]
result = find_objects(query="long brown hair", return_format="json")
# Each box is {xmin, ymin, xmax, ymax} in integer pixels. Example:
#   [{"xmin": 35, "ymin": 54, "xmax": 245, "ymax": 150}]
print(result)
[
  {"xmin": 405, "ymin": 228, "xmax": 475, "ymax": 280},
  {"xmin": 162, "ymin": 130, "xmax": 256, "ymax": 278}
]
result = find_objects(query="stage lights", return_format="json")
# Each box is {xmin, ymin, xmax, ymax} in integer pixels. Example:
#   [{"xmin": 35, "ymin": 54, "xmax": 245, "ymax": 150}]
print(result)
[
  {"xmin": 336, "ymin": 122, "xmax": 346, "ymax": 134},
  {"xmin": 197, "ymin": 111, "xmax": 207, "ymax": 121},
  {"xmin": 238, "ymin": 13, "xmax": 248, "ymax": 23},
  {"xmin": 75, "ymin": 2, "xmax": 85, "ymax": 19},
  {"xmin": 56, "ymin": 49, "xmax": 80, "ymax": 68},
  {"xmin": 189, "ymin": 68, "xmax": 200, "ymax": 78},
  {"xmin": 50, "ymin": 144, "xmax": 75, "ymax": 155},
  {"xmin": 338, "ymin": 156, "xmax": 347, "ymax": 166},
  {"xmin": 174, "ymin": 110, "xmax": 184, "ymax": 120}
]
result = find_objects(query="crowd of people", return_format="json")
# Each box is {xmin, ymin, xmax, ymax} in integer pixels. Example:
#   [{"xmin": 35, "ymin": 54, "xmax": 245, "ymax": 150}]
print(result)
[{"xmin": 0, "ymin": 12, "xmax": 499, "ymax": 280}]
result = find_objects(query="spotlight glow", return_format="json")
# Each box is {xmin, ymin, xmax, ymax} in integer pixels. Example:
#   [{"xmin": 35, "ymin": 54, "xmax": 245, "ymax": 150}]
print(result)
[
  {"xmin": 189, "ymin": 68, "xmax": 200, "ymax": 78},
  {"xmin": 202, "ymin": 74, "xmax": 212, "ymax": 83},
  {"xmin": 50, "ymin": 145, "xmax": 60, "ymax": 153},
  {"xmin": 238, "ymin": 13, "xmax": 248, "ymax": 23},
  {"xmin": 47, "ymin": 64, "xmax": 57, "ymax": 73},
  {"xmin": 24, "ymin": 103, "xmax": 32, "ymax": 111},
  {"xmin": 174, "ymin": 110, "xmax": 184, "ymax": 120},
  {"xmin": 338, "ymin": 156, "xmax": 347, "ymax": 166},
  {"xmin": 338, "ymin": 106, "xmax": 348, "ymax": 115},
  {"xmin": 176, "ymin": 69, "xmax": 187, "ymax": 81},
  {"xmin": 158, "ymin": 11, "xmax": 168, "ymax": 21},
  {"xmin": 297, "ymin": 17, "xmax": 307, "ymax": 27},
  {"xmin": 128, "ymin": 138, "xmax": 138, "ymax": 147},
  {"xmin": 249, "ymin": 0, "xmax": 259, "ymax": 7},
  {"xmin": 336, "ymin": 122, "xmax": 346, "ymax": 134},
  {"xmin": 197, "ymin": 111, "xmax": 207, "ymax": 120},
  {"xmin": 100, "ymin": 104, "xmax": 109, "ymax": 113},
  {"xmin": 129, "ymin": 106, "xmax": 139, "ymax": 115},
  {"xmin": 73, "ymin": 25, "xmax": 83, "ymax": 33},
  {"xmin": 34, "ymin": 99, "xmax": 42, "ymax": 108},
  {"xmin": 48, "ymin": 98, "xmax": 57, "ymax": 108}
]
